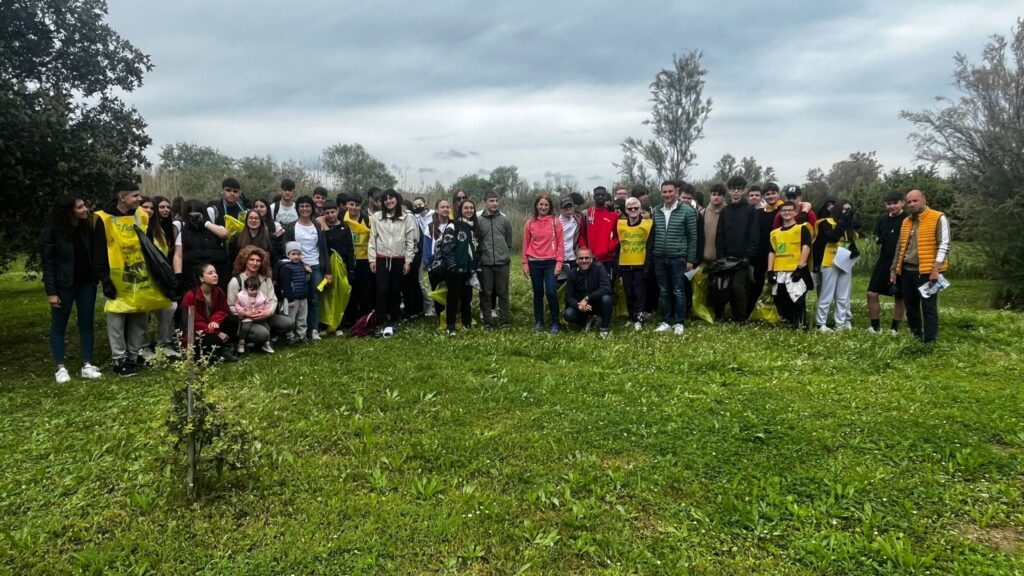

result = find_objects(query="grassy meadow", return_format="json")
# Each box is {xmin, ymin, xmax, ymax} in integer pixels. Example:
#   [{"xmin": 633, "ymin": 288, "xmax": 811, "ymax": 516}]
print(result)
[{"xmin": 1, "ymin": 263, "xmax": 1022, "ymax": 574}]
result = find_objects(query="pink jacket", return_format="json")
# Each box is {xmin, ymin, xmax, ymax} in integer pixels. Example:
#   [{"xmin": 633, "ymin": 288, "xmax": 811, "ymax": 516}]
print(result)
[
  {"xmin": 522, "ymin": 215, "xmax": 564, "ymax": 268},
  {"xmin": 235, "ymin": 290, "xmax": 270, "ymax": 317}
]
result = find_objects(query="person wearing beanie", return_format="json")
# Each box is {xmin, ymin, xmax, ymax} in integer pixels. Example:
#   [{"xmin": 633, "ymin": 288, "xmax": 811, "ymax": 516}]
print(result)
[
  {"xmin": 866, "ymin": 192, "xmax": 908, "ymax": 334},
  {"xmin": 283, "ymin": 196, "xmax": 332, "ymax": 341},
  {"xmin": 279, "ymin": 241, "xmax": 311, "ymax": 344}
]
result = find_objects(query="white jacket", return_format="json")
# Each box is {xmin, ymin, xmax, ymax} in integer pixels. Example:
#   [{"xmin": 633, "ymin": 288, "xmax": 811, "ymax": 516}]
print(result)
[{"xmin": 367, "ymin": 211, "xmax": 417, "ymax": 261}]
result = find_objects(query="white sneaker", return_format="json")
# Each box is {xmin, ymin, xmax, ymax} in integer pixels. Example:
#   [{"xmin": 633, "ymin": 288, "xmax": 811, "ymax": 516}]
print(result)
[
  {"xmin": 80, "ymin": 363, "xmax": 102, "ymax": 379},
  {"xmin": 160, "ymin": 346, "xmax": 182, "ymax": 359},
  {"xmin": 55, "ymin": 367, "xmax": 71, "ymax": 384},
  {"xmin": 654, "ymin": 322, "xmax": 671, "ymax": 333},
  {"xmin": 817, "ymin": 325, "xmax": 833, "ymax": 333},
  {"xmin": 673, "ymin": 324, "xmax": 685, "ymax": 336},
  {"xmin": 260, "ymin": 341, "xmax": 275, "ymax": 354},
  {"xmin": 598, "ymin": 330, "xmax": 609, "ymax": 339},
  {"xmin": 335, "ymin": 329, "xmax": 345, "ymax": 337},
  {"xmin": 836, "ymin": 323, "xmax": 852, "ymax": 331},
  {"xmin": 866, "ymin": 327, "xmax": 881, "ymax": 334},
  {"xmin": 311, "ymin": 330, "xmax": 322, "ymax": 341},
  {"xmin": 236, "ymin": 339, "xmax": 246, "ymax": 354},
  {"xmin": 634, "ymin": 321, "xmax": 643, "ymax": 332},
  {"xmin": 382, "ymin": 326, "xmax": 394, "ymax": 338},
  {"xmin": 138, "ymin": 348, "xmax": 156, "ymax": 361},
  {"xmin": 890, "ymin": 329, "xmax": 898, "ymax": 336}
]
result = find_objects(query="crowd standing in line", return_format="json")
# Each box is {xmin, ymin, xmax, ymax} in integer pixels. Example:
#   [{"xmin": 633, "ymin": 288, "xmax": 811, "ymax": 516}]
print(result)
[{"xmin": 41, "ymin": 176, "xmax": 950, "ymax": 383}]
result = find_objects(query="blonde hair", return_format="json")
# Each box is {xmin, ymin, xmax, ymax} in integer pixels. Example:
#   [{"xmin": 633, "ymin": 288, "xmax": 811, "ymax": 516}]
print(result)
[{"xmin": 625, "ymin": 197, "xmax": 641, "ymax": 210}]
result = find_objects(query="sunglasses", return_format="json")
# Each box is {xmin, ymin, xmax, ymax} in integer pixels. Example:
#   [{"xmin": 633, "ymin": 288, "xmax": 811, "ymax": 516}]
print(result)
[
  {"xmin": 626, "ymin": 206, "xmax": 640, "ymax": 211},
  {"xmin": 577, "ymin": 256, "xmax": 593, "ymax": 261}
]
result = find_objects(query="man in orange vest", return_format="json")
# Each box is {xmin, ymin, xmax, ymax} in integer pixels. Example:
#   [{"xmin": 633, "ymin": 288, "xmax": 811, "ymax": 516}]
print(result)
[{"xmin": 890, "ymin": 190, "xmax": 950, "ymax": 345}]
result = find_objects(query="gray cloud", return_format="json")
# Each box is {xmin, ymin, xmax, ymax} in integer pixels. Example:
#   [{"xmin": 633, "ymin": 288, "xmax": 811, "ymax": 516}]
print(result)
[
  {"xmin": 418, "ymin": 167, "xmax": 437, "ymax": 174},
  {"xmin": 106, "ymin": 0, "xmax": 1020, "ymax": 186}
]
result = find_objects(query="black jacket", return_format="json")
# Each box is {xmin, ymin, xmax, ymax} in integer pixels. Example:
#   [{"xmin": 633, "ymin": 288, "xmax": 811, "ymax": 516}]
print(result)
[
  {"xmin": 565, "ymin": 262, "xmax": 611, "ymax": 308},
  {"xmin": 325, "ymin": 222, "xmax": 356, "ymax": 277},
  {"xmin": 715, "ymin": 202, "xmax": 760, "ymax": 263},
  {"xmin": 41, "ymin": 225, "xmax": 96, "ymax": 295}
]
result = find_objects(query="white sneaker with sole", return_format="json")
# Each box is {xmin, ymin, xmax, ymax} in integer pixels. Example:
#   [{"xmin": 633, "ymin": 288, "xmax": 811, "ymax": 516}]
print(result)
[
  {"xmin": 673, "ymin": 324, "xmax": 685, "ymax": 336},
  {"xmin": 382, "ymin": 326, "xmax": 394, "ymax": 338},
  {"xmin": 866, "ymin": 327, "xmax": 881, "ymax": 334},
  {"xmin": 55, "ymin": 367, "xmax": 71, "ymax": 384},
  {"xmin": 261, "ymin": 341, "xmax": 275, "ymax": 354},
  {"xmin": 634, "ymin": 321, "xmax": 643, "ymax": 332},
  {"xmin": 80, "ymin": 363, "xmax": 102, "ymax": 379},
  {"xmin": 817, "ymin": 325, "xmax": 833, "ymax": 333},
  {"xmin": 236, "ymin": 340, "xmax": 246, "ymax": 354},
  {"xmin": 311, "ymin": 330, "xmax": 322, "ymax": 341},
  {"xmin": 654, "ymin": 322, "xmax": 671, "ymax": 333}
]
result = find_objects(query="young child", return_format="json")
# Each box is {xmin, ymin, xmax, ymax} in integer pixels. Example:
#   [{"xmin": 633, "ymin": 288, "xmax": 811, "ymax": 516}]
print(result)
[
  {"xmin": 235, "ymin": 275, "xmax": 271, "ymax": 354},
  {"xmin": 279, "ymin": 241, "xmax": 311, "ymax": 343}
]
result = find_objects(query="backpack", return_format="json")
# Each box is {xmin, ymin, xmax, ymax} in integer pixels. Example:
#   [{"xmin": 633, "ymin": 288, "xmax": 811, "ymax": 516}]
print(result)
[{"xmin": 348, "ymin": 311, "xmax": 377, "ymax": 337}]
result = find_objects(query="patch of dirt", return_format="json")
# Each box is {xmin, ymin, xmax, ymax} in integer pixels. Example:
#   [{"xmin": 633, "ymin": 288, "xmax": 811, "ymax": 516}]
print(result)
[{"xmin": 960, "ymin": 525, "xmax": 1024, "ymax": 553}]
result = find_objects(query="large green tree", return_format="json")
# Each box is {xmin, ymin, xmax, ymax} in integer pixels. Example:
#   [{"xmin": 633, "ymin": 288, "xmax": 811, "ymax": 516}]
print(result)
[
  {"xmin": 157, "ymin": 142, "xmax": 234, "ymax": 199},
  {"xmin": 321, "ymin": 143, "xmax": 396, "ymax": 197},
  {"xmin": 901, "ymin": 20, "xmax": 1024, "ymax": 307},
  {"xmin": 619, "ymin": 51, "xmax": 712, "ymax": 183},
  {"xmin": 1, "ymin": 0, "xmax": 152, "ymax": 270}
]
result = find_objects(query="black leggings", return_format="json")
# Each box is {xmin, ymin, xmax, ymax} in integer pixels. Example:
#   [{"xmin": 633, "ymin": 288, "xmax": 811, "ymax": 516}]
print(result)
[
  {"xmin": 375, "ymin": 257, "xmax": 405, "ymax": 325},
  {"xmin": 445, "ymin": 271, "xmax": 473, "ymax": 329}
]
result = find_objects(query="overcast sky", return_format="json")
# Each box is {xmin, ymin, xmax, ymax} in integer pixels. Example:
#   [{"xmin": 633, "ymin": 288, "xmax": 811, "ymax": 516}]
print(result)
[{"xmin": 107, "ymin": 1, "xmax": 1022, "ymax": 189}]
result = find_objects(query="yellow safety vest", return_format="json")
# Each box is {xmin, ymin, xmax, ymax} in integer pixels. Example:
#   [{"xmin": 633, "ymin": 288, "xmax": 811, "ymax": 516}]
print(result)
[
  {"xmin": 770, "ymin": 224, "xmax": 804, "ymax": 271},
  {"xmin": 616, "ymin": 219, "xmax": 652, "ymax": 266},
  {"xmin": 344, "ymin": 212, "xmax": 371, "ymax": 261},
  {"xmin": 94, "ymin": 208, "xmax": 171, "ymax": 313}
]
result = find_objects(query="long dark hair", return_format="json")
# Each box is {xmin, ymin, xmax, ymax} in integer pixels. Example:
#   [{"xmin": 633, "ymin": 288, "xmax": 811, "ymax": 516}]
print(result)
[
  {"xmin": 457, "ymin": 199, "xmax": 481, "ymax": 242},
  {"xmin": 236, "ymin": 210, "xmax": 271, "ymax": 253},
  {"xmin": 381, "ymin": 189, "xmax": 403, "ymax": 220},
  {"xmin": 144, "ymin": 196, "xmax": 170, "ymax": 247},
  {"xmin": 50, "ymin": 196, "xmax": 87, "ymax": 233},
  {"xmin": 430, "ymin": 198, "xmax": 450, "ymax": 240}
]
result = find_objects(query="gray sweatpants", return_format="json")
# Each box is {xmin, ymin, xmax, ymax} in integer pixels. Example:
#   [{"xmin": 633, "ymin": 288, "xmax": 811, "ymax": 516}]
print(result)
[
  {"xmin": 479, "ymin": 264, "xmax": 510, "ymax": 324},
  {"xmin": 106, "ymin": 311, "xmax": 148, "ymax": 361},
  {"xmin": 816, "ymin": 266, "xmax": 853, "ymax": 327},
  {"xmin": 286, "ymin": 299, "xmax": 308, "ymax": 340}
]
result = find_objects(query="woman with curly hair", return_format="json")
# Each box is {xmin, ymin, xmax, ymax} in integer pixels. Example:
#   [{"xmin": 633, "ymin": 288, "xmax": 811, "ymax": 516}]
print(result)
[{"xmin": 224, "ymin": 245, "xmax": 294, "ymax": 354}]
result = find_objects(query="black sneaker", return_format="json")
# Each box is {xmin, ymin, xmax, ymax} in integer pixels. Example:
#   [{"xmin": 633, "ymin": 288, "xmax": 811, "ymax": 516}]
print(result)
[
  {"xmin": 220, "ymin": 349, "xmax": 240, "ymax": 363},
  {"xmin": 113, "ymin": 360, "xmax": 139, "ymax": 378}
]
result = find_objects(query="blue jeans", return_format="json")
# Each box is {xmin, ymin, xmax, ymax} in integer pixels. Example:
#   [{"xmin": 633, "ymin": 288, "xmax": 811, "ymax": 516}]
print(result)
[
  {"xmin": 654, "ymin": 257, "xmax": 688, "ymax": 325},
  {"xmin": 49, "ymin": 283, "xmax": 97, "ymax": 365},
  {"xmin": 307, "ymin": 264, "xmax": 323, "ymax": 337},
  {"xmin": 528, "ymin": 259, "xmax": 559, "ymax": 326}
]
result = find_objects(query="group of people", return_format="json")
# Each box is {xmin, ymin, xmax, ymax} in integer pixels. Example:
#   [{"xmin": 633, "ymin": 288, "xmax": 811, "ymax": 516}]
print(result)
[{"xmin": 41, "ymin": 176, "xmax": 949, "ymax": 383}]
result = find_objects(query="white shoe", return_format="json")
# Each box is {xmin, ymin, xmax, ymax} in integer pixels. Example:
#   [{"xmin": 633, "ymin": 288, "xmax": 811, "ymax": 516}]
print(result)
[
  {"xmin": 138, "ymin": 348, "xmax": 156, "ymax": 361},
  {"xmin": 866, "ymin": 327, "xmax": 881, "ymax": 334},
  {"xmin": 817, "ymin": 325, "xmax": 833, "ymax": 333},
  {"xmin": 634, "ymin": 321, "xmax": 642, "ymax": 332},
  {"xmin": 160, "ymin": 346, "xmax": 182, "ymax": 359},
  {"xmin": 311, "ymin": 330, "xmax": 322, "ymax": 341},
  {"xmin": 424, "ymin": 309, "xmax": 436, "ymax": 317},
  {"xmin": 261, "ymin": 342, "xmax": 275, "ymax": 354},
  {"xmin": 673, "ymin": 324, "xmax": 685, "ymax": 336},
  {"xmin": 55, "ymin": 367, "xmax": 71, "ymax": 384},
  {"xmin": 890, "ymin": 329, "xmax": 898, "ymax": 336},
  {"xmin": 836, "ymin": 323, "xmax": 852, "ymax": 332},
  {"xmin": 654, "ymin": 322, "xmax": 671, "ymax": 333},
  {"xmin": 80, "ymin": 363, "xmax": 102, "ymax": 379},
  {"xmin": 236, "ymin": 340, "xmax": 246, "ymax": 354},
  {"xmin": 598, "ymin": 330, "xmax": 609, "ymax": 339},
  {"xmin": 335, "ymin": 329, "xmax": 345, "ymax": 337},
  {"xmin": 382, "ymin": 326, "xmax": 394, "ymax": 338}
]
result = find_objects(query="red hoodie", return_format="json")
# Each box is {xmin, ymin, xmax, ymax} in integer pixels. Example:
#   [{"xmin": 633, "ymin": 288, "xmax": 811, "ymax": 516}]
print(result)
[{"xmin": 581, "ymin": 206, "xmax": 619, "ymax": 263}]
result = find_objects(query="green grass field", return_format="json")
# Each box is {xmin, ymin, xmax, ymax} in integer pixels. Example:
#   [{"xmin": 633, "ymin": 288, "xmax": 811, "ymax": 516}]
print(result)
[{"xmin": 1, "ymin": 268, "xmax": 1022, "ymax": 574}]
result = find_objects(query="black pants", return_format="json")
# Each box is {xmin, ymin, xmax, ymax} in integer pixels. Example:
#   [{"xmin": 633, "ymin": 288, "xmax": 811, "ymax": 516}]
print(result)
[
  {"xmin": 342, "ymin": 260, "xmax": 374, "ymax": 328},
  {"xmin": 375, "ymin": 257, "xmax": 405, "ymax": 326},
  {"xmin": 445, "ymin": 271, "xmax": 473, "ymax": 329},
  {"xmin": 401, "ymin": 249, "xmax": 425, "ymax": 317},
  {"xmin": 563, "ymin": 293, "xmax": 614, "ymax": 330},
  {"xmin": 748, "ymin": 262, "xmax": 768, "ymax": 320},
  {"xmin": 773, "ymin": 285, "xmax": 806, "ymax": 329},
  {"xmin": 644, "ymin": 266, "xmax": 660, "ymax": 314},
  {"xmin": 620, "ymin": 265, "xmax": 646, "ymax": 322},
  {"xmin": 711, "ymin": 267, "xmax": 749, "ymax": 322},
  {"xmin": 901, "ymin": 269, "xmax": 939, "ymax": 342},
  {"xmin": 193, "ymin": 315, "xmax": 239, "ymax": 357}
]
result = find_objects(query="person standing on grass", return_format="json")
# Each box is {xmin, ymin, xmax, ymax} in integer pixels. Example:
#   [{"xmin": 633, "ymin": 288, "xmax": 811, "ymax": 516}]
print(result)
[
  {"xmin": 368, "ymin": 189, "xmax": 417, "ymax": 338},
  {"xmin": 226, "ymin": 246, "xmax": 293, "ymax": 352},
  {"xmin": 890, "ymin": 189, "xmax": 950, "ymax": 346},
  {"xmin": 322, "ymin": 199, "xmax": 356, "ymax": 285},
  {"xmin": 342, "ymin": 194, "xmax": 374, "ymax": 329},
  {"xmin": 206, "ymin": 177, "xmax": 246, "ymax": 289},
  {"xmin": 523, "ymin": 194, "xmax": 564, "ymax": 333},
  {"xmin": 813, "ymin": 197, "xmax": 859, "ymax": 331},
  {"xmin": 94, "ymin": 180, "xmax": 171, "ymax": 377},
  {"xmin": 476, "ymin": 191, "xmax": 513, "ymax": 328},
  {"xmin": 678, "ymin": 182, "xmax": 704, "ymax": 320},
  {"xmin": 867, "ymin": 192, "xmax": 908, "ymax": 335},
  {"xmin": 581, "ymin": 186, "xmax": 620, "ymax": 278},
  {"xmin": 616, "ymin": 196, "xmax": 653, "ymax": 331},
  {"xmin": 436, "ymin": 198, "xmax": 481, "ymax": 335},
  {"xmin": 181, "ymin": 263, "xmax": 239, "ymax": 362},
  {"xmin": 651, "ymin": 180, "xmax": 698, "ymax": 336},
  {"xmin": 557, "ymin": 196, "xmax": 585, "ymax": 282},
  {"xmin": 563, "ymin": 247, "xmax": 614, "ymax": 337},
  {"xmin": 138, "ymin": 196, "xmax": 182, "ymax": 360},
  {"xmin": 712, "ymin": 175, "xmax": 760, "ymax": 323},
  {"xmin": 768, "ymin": 201, "xmax": 813, "ymax": 329},
  {"xmin": 180, "ymin": 199, "xmax": 230, "ymax": 291},
  {"xmin": 42, "ymin": 196, "xmax": 102, "ymax": 383},
  {"xmin": 412, "ymin": 196, "xmax": 436, "ymax": 317},
  {"xmin": 701, "ymin": 183, "xmax": 727, "ymax": 268},
  {"xmin": 284, "ymin": 195, "xmax": 332, "ymax": 341},
  {"xmin": 748, "ymin": 182, "xmax": 783, "ymax": 319}
]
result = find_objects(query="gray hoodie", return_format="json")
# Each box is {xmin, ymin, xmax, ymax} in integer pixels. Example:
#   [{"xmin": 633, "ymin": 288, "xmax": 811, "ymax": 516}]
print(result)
[{"xmin": 477, "ymin": 210, "xmax": 513, "ymax": 266}]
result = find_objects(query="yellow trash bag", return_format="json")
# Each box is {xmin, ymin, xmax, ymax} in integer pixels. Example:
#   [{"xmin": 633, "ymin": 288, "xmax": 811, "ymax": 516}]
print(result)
[
  {"xmin": 613, "ymin": 276, "xmax": 627, "ymax": 318},
  {"xmin": 320, "ymin": 251, "xmax": 352, "ymax": 331},
  {"xmin": 428, "ymin": 283, "xmax": 448, "ymax": 326},
  {"xmin": 224, "ymin": 212, "xmax": 246, "ymax": 242},
  {"xmin": 690, "ymin": 267, "xmax": 715, "ymax": 324},
  {"xmin": 95, "ymin": 209, "xmax": 171, "ymax": 313},
  {"xmin": 748, "ymin": 286, "xmax": 780, "ymax": 325}
]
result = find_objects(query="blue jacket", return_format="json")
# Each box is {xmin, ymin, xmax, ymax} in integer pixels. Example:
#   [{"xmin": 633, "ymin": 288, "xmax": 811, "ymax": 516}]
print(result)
[{"xmin": 278, "ymin": 260, "xmax": 309, "ymax": 300}]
